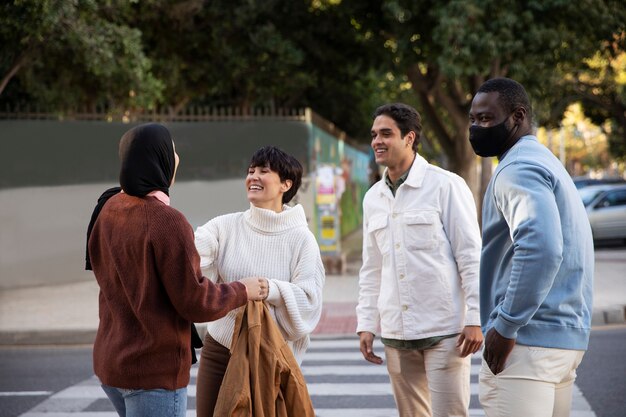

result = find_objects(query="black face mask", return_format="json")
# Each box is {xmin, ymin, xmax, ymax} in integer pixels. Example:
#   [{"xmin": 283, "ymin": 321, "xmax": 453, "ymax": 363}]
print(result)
[{"xmin": 469, "ymin": 118, "xmax": 517, "ymax": 158}]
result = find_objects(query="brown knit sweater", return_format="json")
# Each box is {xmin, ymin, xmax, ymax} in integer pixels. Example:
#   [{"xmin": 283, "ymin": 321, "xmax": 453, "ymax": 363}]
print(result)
[{"xmin": 88, "ymin": 193, "xmax": 247, "ymax": 390}]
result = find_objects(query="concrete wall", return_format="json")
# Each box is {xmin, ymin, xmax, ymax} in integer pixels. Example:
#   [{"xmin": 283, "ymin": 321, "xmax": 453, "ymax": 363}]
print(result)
[
  {"xmin": 0, "ymin": 119, "xmax": 309, "ymax": 189},
  {"xmin": 0, "ymin": 118, "xmax": 314, "ymax": 288}
]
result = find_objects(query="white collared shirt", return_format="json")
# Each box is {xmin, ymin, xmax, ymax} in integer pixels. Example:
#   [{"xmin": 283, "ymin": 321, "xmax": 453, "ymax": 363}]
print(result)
[{"xmin": 356, "ymin": 154, "xmax": 481, "ymax": 339}]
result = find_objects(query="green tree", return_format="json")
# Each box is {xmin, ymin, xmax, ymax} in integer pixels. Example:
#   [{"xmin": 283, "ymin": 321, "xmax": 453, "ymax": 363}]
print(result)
[
  {"xmin": 0, "ymin": 0, "xmax": 162, "ymax": 111},
  {"xmin": 563, "ymin": 38, "xmax": 626, "ymax": 161},
  {"xmin": 121, "ymin": 0, "xmax": 313, "ymax": 114},
  {"xmin": 340, "ymin": 0, "xmax": 626, "ymax": 191},
  {"xmin": 125, "ymin": 0, "xmax": 385, "ymax": 130}
]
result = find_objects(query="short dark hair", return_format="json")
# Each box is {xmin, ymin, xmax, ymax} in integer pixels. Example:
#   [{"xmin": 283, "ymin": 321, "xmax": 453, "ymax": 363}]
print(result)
[
  {"xmin": 373, "ymin": 103, "xmax": 422, "ymax": 152},
  {"xmin": 249, "ymin": 146, "xmax": 303, "ymax": 204},
  {"xmin": 477, "ymin": 78, "xmax": 533, "ymax": 124}
]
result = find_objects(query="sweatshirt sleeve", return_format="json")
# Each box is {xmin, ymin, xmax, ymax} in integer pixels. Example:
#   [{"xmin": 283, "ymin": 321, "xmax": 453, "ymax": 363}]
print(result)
[
  {"xmin": 492, "ymin": 164, "xmax": 564, "ymax": 339},
  {"xmin": 150, "ymin": 208, "xmax": 247, "ymax": 323},
  {"xmin": 265, "ymin": 231, "xmax": 325, "ymax": 342},
  {"xmin": 441, "ymin": 175, "xmax": 481, "ymax": 326}
]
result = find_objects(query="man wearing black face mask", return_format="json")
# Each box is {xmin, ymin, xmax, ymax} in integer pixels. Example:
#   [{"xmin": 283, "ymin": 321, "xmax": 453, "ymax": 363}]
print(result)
[{"xmin": 469, "ymin": 78, "xmax": 594, "ymax": 417}]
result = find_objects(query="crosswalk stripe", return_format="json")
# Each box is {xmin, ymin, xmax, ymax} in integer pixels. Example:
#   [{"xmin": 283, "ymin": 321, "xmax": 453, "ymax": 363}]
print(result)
[
  {"xmin": 312, "ymin": 410, "xmax": 489, "ymax": 417},
  {"xmin": 0, "ymin": 391, "xmax": 52, "ymax": 396},
  {"xmin": 306, "ymin": 339, "xmax": 384, "ymax": 349},
  {"xmin": 308, "ymin": 382, "xmax": 480, "ymax": 396},
  {"xmin": 314, "ymin": 409, "xmax": 400, "ymax": 417},
  {"xmin": 45, "ymin": 381, "xmax": 477, "ymax": 399},
  {"xmin": 16, "ymin": 338, "xmax": 596, "ymax": 416},
  {"xmin": 50, "ymin": 386, "xmax": 105, "ymax": 399},
  {"xmin": 301, "ymin": 365, "xmax": 390, "ymax": 375},
  {"xmin": 301, "ymin": 364, "xmax": 481, "ymax": 375},
  {"xmin": 303, "ymin": 351, "xmax": 386, "ymax": 361},
  {"xmin": 309, "ymin": 382, "xmax": 392, "ymax": 396},
  {"xmin": 21, "ymin": 413, "xmax": 200, "ymax": 417}
]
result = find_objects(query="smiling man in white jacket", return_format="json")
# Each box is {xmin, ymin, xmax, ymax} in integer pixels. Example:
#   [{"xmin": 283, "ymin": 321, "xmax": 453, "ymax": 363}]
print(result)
[{"xmin": 356, "ymin": 103, "xmax": 483, "ymax": 417}]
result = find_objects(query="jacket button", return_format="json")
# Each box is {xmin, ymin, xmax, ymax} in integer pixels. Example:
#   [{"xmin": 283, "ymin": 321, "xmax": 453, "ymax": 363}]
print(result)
[
  {"xmin": 402, "ymin": 305, "xmax": 408, "ymax": 311},
  {"xmin": 399, "ymin": 273, "xmax": 405, "ymax": 279}
]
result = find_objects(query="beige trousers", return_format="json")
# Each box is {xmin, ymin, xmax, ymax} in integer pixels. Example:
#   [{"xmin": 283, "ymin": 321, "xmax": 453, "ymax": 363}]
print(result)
[
  {"xmin": 479, "ymin": 344, "xmax": 585, "ymax": 417},
  {"xmin": 384, "ymin": 337, "xmax": 471, "ymax": 417}
]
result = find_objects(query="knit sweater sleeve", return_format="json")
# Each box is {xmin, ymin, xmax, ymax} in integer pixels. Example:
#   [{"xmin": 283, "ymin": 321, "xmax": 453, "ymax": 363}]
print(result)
[
  {"xmin": 149, "ymin": 206, "xmax": 247, "ymax": 323},
  {"xmin": 194, "ymin": 218, "xmax": 220, "ymax": 282},
  {"xmin": 266, "ymin": 231, "xmax": 325, "ymax": 342}
]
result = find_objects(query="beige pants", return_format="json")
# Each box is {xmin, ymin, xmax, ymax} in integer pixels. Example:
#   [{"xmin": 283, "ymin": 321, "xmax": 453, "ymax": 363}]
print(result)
[
  {"xmin": 384, "ymin": 337, "xmax": 471, "ymax": 417},
  {"xmin": 479, "ymin": 344, "xmax": 585, "ymax": 417}
]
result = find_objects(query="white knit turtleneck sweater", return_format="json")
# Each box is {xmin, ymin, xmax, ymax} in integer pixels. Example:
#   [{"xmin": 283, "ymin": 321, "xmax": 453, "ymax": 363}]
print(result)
[{"xmin": 194, "ymin": 203, "xmax": 325, "ymax": 364}]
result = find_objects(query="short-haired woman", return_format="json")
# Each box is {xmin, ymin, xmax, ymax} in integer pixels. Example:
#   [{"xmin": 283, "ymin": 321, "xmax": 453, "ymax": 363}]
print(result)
[{"xmin": 194, "ymin": 146, "xmax": 325, "ymax": 417}]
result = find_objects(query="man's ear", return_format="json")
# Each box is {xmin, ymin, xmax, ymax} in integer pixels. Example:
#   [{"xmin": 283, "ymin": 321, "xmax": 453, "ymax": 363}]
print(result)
[
  {"xmin": 404, "ymin": 130, "xmax": 416, "ymax": 147},
  {"xmin": 282, "ymin": 179, "xmax": 293, "ymax": 192},
  {"xmin": 513, "ymin": 107, "xmax": 526, "ymax": 123}
]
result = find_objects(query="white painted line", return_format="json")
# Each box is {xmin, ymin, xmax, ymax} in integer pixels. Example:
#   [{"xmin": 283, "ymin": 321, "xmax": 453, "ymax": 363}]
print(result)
[
  {"xmin": 300, "ymin": 364, "xmax": 481, "ymax": 375},
  {"xmin": 50, "ymin": 386, "xmax": 107, "ymax": 399},
  {"xmin": 307, "ymin": 382, "xmax": 480, "ymax": 396},
  {"xmin": 309, "ymin": 339, "xmax": 384, "ymax": 349},
  {"xmin": 0, "ymin": 391, "xmax": 52, "ymax": 396},
  {"xmin": 301, "ymin": 365, "xmax": 389, "ymax": 375},
  {"xmin": 314, "ymin": 408, "xmax": 483, "ymax": 417},
  {"xmin": 21, "ymin": 413, "xmax": 118, "ymax": 417},
  {"xmin": 308, "ymin": 382, "xmax": 392, "ymax": 396},
  {"xmin": 303, "ymin": 351, "xmax": 385, "ymax": 361},
  {"xmin": 314, "ymin": 409, "xmax": 399, "ymax": 417},
  {"xmin": 21, "ymin": 412, "xmax": 200, "ymax": 417}
]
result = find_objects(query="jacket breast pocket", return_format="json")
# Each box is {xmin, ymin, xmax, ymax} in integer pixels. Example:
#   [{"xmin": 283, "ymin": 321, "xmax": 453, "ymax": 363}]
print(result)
[
  {"xmin": 404, "ymin": 211, "xmax": 438, "ymax": 250},
  {"xmin": 367, "ymin": 215, "xmax": 390, "ymax": 253}
]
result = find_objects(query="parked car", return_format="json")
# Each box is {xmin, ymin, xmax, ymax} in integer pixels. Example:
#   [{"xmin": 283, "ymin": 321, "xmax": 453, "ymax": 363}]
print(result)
[
  {"xmin": 582, "ymin": 184, "xmax": 626, "ymax": 242},
  {"xmin": 573, "ymin": 176, "xmax": 626, "ymax": 189},
  {"xmin": 578, "ymin": 184, "xmax": 618, "ymax": 207}
]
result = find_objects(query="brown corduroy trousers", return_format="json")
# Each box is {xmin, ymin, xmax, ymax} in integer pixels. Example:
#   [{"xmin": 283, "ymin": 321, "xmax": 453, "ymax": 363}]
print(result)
[{"xmin": 195, "ymin": 333, "xmax": 230, "ymax": 417}]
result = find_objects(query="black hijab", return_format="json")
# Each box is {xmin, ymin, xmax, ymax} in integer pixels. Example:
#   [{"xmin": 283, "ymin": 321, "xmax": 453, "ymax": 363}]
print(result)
[
  {"xmin": 84, "ymin": 124, "xmax": 202, "ymax": 361},
  {"xmin": 85, "ymin": 123, "xmax": 176, "ymax": 270},
  {"xmin": 119, "ymin": 123, "xmax": 176, "ymax": 197}
]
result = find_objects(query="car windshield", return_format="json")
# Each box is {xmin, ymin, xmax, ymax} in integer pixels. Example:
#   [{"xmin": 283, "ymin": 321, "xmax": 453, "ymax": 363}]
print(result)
[{"xmin": 578, "ymin": 188, "xmax": 607, "ymax": 207}]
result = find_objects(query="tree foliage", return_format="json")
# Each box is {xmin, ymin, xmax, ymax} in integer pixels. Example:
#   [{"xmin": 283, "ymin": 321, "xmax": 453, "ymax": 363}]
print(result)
[
  {"xmin": 563, "ymin": 39, "xmax": 626, "ymax": 161},
  {"xmin": 122, "ymin": 0, "xmax": 386, "ymax": 134},
  {"xmin": 338, "ymin": 0, "xmax": 626, "ymax": 188},
  {"xmin": 0, "ymin": 0, "xmax": 162, "ymax": 111},
  {"xmin": 2, "ymin": 0, "xmax": 626, "ymax": 176}
]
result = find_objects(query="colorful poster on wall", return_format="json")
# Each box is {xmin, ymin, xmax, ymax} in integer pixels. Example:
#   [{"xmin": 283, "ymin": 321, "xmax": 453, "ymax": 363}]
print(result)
[
  {"xmin": 316, "ymin": 165, "xmax": 336, "ymax": 206},
  {"xmin": 315, "ymin": 165, "xmax": 340, "ymax": 255}
]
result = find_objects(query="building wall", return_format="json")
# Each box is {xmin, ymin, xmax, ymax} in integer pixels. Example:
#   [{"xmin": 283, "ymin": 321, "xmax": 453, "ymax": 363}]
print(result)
[
  {"xmin": 0, "ymin": 119, "xmax": 309, "ymax": 189},
  {"xmin": 0, "ymin": 116, "xmax": 365, "ymax": 287}
]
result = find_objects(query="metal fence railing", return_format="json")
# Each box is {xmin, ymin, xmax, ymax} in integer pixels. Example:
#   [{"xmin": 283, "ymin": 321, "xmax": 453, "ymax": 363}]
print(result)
[{"xmin": 0, "ymin": 105, "xmax": 309, "ymax": 123}]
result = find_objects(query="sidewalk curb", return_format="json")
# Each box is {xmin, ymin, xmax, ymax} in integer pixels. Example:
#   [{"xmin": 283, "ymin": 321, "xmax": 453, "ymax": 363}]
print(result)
[
  {"xmin": 2, "ymin": 306, "xmax": 623, "ymax": 346},
  {"xmin": 592, "ymin": 305, "xmax": 626, "ymax": 326}
]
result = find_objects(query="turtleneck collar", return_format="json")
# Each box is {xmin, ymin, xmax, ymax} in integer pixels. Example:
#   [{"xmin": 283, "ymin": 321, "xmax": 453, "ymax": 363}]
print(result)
[{"xmin": 244, "ymin": 203, "xmax": 307, "ymax": 234}]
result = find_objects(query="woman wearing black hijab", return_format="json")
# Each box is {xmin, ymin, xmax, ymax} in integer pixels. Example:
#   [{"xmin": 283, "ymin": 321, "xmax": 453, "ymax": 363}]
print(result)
[{"xmin": 86, "ymin": 123, "xmax": 268, "ymax": 417}]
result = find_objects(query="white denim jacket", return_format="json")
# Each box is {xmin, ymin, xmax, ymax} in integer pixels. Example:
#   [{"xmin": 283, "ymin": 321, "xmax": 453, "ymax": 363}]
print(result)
[{"xmin": 356, "ymin": 154, "xmax": 481, "ymax": 339}]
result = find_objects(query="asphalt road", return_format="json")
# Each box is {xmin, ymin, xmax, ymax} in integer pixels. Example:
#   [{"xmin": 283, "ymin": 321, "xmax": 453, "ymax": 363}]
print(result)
[
  {"xmin": 576, "ymin": 325, "xmax": 626, "ymax": 417},
  {"xmin": 1, "ymin": 326, "xmax": 625, "ymax": 417}
]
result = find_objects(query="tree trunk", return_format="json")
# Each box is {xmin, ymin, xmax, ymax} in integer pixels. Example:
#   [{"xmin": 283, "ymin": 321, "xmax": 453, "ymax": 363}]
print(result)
[
  {"xmin": 447, "ymin": 129, "xmax": 479, "ymax": 201},
  {"xmin": 406, "ymin": 66, "xmax": 479, "ymax": 193},
  {"xmin": 0, "ymin": 52, "xmax": 29, "ymax": 96},
  {"xmin": 478, "ymin": 157, "xmax": 494, "ymax": 228},
  {"xmin": 168, "ymin": 97, "xmax": 190, "ymax": 117}
]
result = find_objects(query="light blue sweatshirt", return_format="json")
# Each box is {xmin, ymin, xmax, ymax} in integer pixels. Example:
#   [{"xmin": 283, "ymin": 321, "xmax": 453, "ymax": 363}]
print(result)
[{"xmin": 480, "ymin": 135, "xmax": 593, "ymax": 350}]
